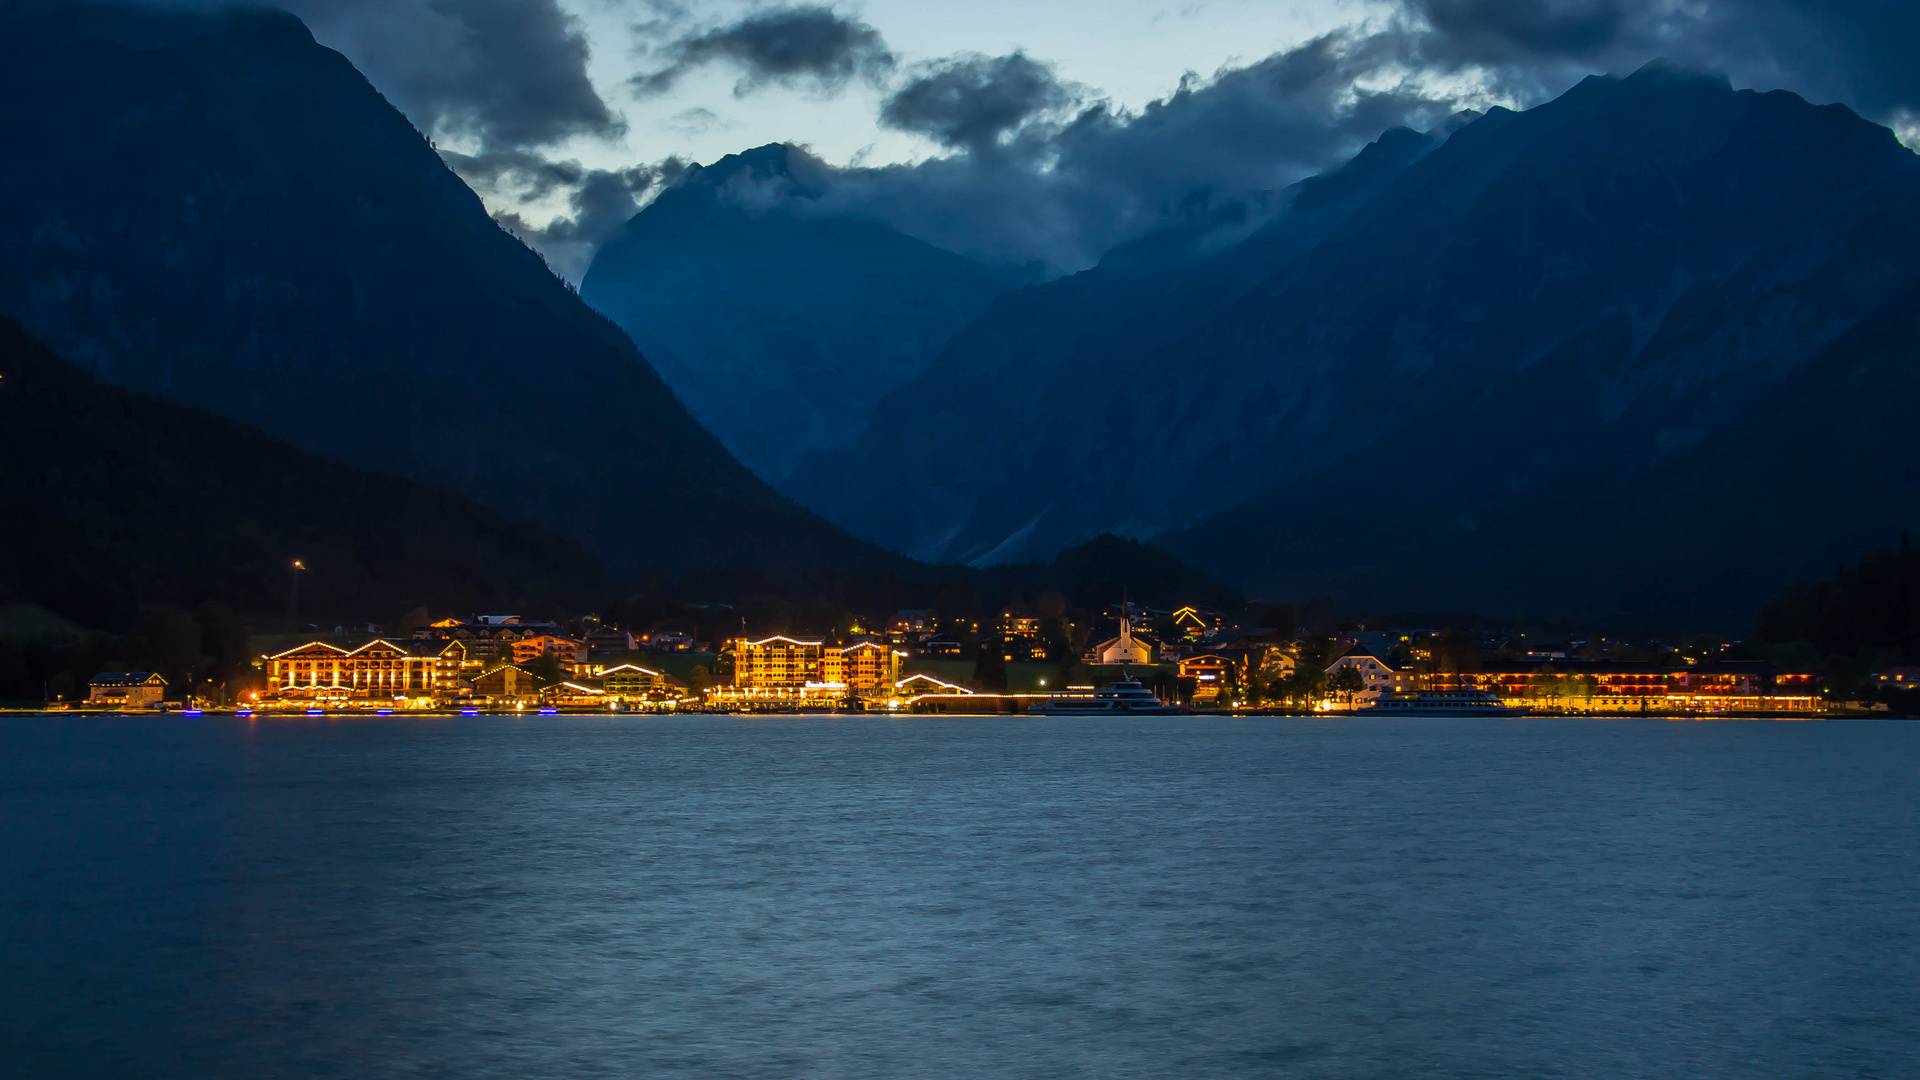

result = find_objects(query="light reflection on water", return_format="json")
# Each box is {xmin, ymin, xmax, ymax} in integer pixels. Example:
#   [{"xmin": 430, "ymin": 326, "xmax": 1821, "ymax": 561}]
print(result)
[{"xmin": 2, "ymin": 714, "xmax": 1916, "ymax": 1078}]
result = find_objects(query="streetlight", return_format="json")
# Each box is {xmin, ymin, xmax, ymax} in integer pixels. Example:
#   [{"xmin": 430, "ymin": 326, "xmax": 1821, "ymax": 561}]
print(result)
[{"xmin": 287, "ymin": 559, "xmax": 306, "ymax": 630}]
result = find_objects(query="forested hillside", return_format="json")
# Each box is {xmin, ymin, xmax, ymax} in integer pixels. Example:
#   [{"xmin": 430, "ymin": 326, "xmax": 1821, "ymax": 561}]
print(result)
[
  {"xmin": 0, "ymin": 316, "xmax": 605, "ymax": 632},
  {"xmin": 0, "ymin": 3, "xmax": 893, "ymax": 577}
]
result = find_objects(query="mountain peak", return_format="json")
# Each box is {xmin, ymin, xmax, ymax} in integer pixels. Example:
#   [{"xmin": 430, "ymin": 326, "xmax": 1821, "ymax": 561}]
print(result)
[
  {"xmin": 1625, "ymin": 57, "xmax": 1734, "ymax": 92},
  {"xmin": 680, "ymin": 142, "xmax": 834, "ymax": 204}
]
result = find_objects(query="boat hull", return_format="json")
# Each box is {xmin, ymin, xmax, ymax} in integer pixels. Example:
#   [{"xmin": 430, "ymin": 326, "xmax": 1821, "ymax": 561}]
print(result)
[
  {"xmin": 1361, "ymin": 705, "xmax": 1533, "ymax": 716},
  {"xmin": 1027, "ymin": 704, "xmax": 1185, "ymax": 716}
]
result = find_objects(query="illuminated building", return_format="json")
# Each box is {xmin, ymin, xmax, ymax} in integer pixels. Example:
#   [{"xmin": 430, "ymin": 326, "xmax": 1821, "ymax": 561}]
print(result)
[
  {"xmin": 1000, "ymin": 613, "xmax": 1039, "ymax": 638},
  {"xmin": 582, "ymin": 627, "xmax": 637, "ymax": 654},
  {"xmin": 819, "ymin": 640, "xmax": 901, "ymax": 696},
  {"xmin": 412, "ymin": 617, "xmax": 562, "ymax": 664},
  {"xmin": 717, "ymin": 635, "xmax": 902, "ymax": 705},
  {"xmin": 1170, "ymin": 607, "xmax": 1224, "ymax": 641},
  {"xmin": 732, "ymin": 635, "xmax": 825, "ymax": 690},
  {"xmin": 469, "ymin": 663, "xmax": 540, "ymax": 704},
  {"xmin": 1177, "ymin": 648, "xmax": 1297, "ymax": 705},
  {"xmin": 511, "ymin": 634, "xmax": 585, "ymax": 669},
  {"xmin": 1430, "ymin": 660, "xmax": 1821, "ymax": 711},
  {"xmin": 87, "ymin": 671, "xmax": 166, "ymax": 707},
  {"xmin": 263, "ymin": 638, "xmax": 471, "ymax": 703},
  {"xmin": 600, "ymin": 663, "xmax": 689, "ymax": 706},
  {"xmin": 1002, "ymin": 637, "xmax": 1046, "ymax": 662},
  {"xmin": 887, "ymin": 610, "xmax": 933, "ymax": 644},
  {"xmin": 1176, "ymin": 653, "xmax": 1231, "ymax": 704},
  {"xmin": 1324, "ymin": 647, "xmax": 1414, "ymax": 703},
  {"xmin": 1087, "ymin": 612, "xmax": 1153, "ymax": 665},
  {"xmin": 545, "ymin": 681, "xmax": 609, "ymax": 708},
  {"xmin": 919, "ymin": 636, "xmax": 966, "ymax": 659}
]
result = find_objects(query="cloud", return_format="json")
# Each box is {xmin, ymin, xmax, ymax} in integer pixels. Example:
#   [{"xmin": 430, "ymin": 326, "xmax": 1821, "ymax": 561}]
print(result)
[
  {"xmin": 142, "ymin": 0, "xmax": 1920, "ymax": 286},
  {"xmin": 448, "ymin": 150, "xmax": 669, "ymax": 282},
  {"xmin": 661, "ymin": 106, "xmax": 733, "ymax": 136},
  {"xmin": 879, "ymin": 52, "xmax": 1077, "ymax": 156},
  {"xmin": 782, "ymin": 32, "xmax": 1473, "ymax": 273},
  {"xmin": 1395, "ymin": 0, "xmax": 1920, "ymax": 120},
  {"xmin": 283, "ymin": 0, "xmax": 619, "ymax": 151},
  {"xmin": 630, "ymin": 5, "xmax": 894, "ymax": 99},
  {"xmin": 1409, "ymin": 0, "xmax": 1633, "ymax": 59}
]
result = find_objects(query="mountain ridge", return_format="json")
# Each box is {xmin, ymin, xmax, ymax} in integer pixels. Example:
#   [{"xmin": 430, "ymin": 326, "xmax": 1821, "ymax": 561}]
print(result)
[
  {"xmin": 582, "ymin": 143, "xmax": 1018, "ymax": 481},
  {"xmin": 0, "ymin": 2, "xmax": 896, "ymax": 578},
  {"xmin": 765, "ymin": 63, "xmax": 1920, "ymax": 624}
]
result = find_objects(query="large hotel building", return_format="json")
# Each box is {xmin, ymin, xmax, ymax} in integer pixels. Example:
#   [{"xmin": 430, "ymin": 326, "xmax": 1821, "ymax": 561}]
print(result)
[{"xmin": 723, "ymin": 636, "xmax": 903, "ymax": 703}]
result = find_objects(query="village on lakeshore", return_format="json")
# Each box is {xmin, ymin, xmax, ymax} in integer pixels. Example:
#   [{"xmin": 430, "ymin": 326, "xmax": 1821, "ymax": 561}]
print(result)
[{"xmin": 51, "ymin": 599, "xmax": 1900, "ymax": 718}]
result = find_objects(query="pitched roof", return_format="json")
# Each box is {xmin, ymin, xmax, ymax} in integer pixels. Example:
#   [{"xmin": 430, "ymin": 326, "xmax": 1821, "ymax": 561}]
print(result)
[{"xmin": 89, "ymin": 671, "xmax": 164, "ymax": 686}]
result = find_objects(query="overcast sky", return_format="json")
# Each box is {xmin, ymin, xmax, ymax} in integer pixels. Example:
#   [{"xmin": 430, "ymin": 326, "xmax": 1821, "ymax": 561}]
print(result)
[
  {"xmin": 548, "ymin": 0, "xmax": 1380, "ymax": 171},
  {"xmin": 265, "ymin": 0, "xmax": 1920, "ymax": 278}
]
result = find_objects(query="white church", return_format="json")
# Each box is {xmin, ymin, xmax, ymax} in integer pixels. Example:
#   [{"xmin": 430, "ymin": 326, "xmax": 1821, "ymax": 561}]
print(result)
[{"xmin": 1088, "ymin": 611, "xmax": 1154, "ymax": 665}]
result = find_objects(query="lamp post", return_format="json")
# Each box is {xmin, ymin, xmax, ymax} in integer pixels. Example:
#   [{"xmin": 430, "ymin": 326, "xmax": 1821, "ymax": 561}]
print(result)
[{"xmin": 287, "ymin": 559, "xmax": 306, "ymax": 631}]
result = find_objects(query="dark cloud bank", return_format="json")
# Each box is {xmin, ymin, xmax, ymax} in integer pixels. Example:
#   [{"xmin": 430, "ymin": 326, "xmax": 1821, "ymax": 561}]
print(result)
[
  {"xmin": 778, "ymin": 0, "xmax": 1920, "ymax": 275},
  {"xmin": 119, "ymin": 0, "xmax": 1920, "ymax": 278},
  {"xmin": 630, "ymin": 4, "xmax": 894, "ymax": 98}
]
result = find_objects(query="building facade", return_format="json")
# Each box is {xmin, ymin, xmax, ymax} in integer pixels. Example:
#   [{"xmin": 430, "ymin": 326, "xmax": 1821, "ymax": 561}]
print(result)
[
  {"xmin": 820, "ymin": 641, "xmax": 902, "ymax": 697},
  {"xmin": 719, "ymin": 635, "xmax": 903, "ymax": 705},
  {"xmin": 263, "ymin": 638, "xmax": 471, "ymax": 703},
  {"xmin": 1325, "ymin": 648, "xmax": 1415, "ymax": 703},
  {"xmin": 1089, "ymin": 615, "xmax": 1154, "ymax": 665},
  {"xmin": 511, "ymin": 634, "xmax": 586, "ymax": 669},
  {"xmin": 88, "ymin": 671, "xmax": 167, "ymax": 707}
]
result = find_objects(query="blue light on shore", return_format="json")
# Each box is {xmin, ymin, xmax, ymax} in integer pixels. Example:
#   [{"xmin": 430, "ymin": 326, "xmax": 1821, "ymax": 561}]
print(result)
[
  {"xmin": 306, "ymin": 708, "xmax": 323, "ymax": 716},
  {"xmin": 538, "ymin": 707, "xmax": 557, "ymax": 715},
  {"xmin": 376, "ymin": 708, "xmax": 393, "ymax": 715},
  {"xmin": 461, "ymin": 708, "xmax": 479, "ymax": 716},
  {"xmin": 183, "ymin": 709, "xmax": 203, "ymax": 716}
]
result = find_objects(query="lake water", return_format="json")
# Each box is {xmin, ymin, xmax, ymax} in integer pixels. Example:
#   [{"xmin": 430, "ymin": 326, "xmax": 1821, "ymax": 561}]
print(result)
[{"xmin": 2, "ymin": 714, "xmax": 1916, "ymax": 1078}]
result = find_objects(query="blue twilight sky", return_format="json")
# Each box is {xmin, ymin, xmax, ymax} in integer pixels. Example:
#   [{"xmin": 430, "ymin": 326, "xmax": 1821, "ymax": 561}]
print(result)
[{"xmin": 260, "ymin": 0, "xmax": 1920, "ymax": 278}]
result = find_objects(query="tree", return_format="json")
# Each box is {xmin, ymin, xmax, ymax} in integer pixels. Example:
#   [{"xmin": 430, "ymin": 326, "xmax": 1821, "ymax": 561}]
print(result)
[
  {"xmin": 527, "ymin": 652, "xmax": 566, "ymax": 688},
  {"xmin": 115, "ymin": 607, "xmax": 205, "ymax": 699},
  {"xmin": 973, "ymin": 639, "xmax": 1008, "ymax": 691},
  {"xmin": 195, "ymin": 602, "xmax": 252, "ymax": 704},
  {"xmin": 1329, "ymin": 664, "xmax": 1365, "ymax": 703},
  {"xmin": 1258, "ymin": 602, "xmax": 1300, "ymax": 637},
  {"xmin": 687, "ymin": 663, "xmax": 712, "ymax": 702},
  {"xmin": 396, "ymin": 606, "xmax": 433, "ymax": 637},
  {"xmin": 1052, "ymin": 651, "xmax": 1079, "ymax": 690},
  {"xmin": 1433, "ymin": 630, "xmax": 1478, "ymax": 674},
  {"xmin": 1280, "ymin": 664, "xmax": 1327, "ymax": 711}
]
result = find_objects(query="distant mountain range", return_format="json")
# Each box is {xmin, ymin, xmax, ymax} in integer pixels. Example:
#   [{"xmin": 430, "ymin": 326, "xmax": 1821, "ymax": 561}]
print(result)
[
  {"xmin": 0, "ymin": 315, "xmax": 605, "ymax": 630},
  {"xmin": 8, "ymin": 1, "xmax": 1915, "ymax": 630},
  {"xmin": 0, "ymin": 2, "xmax": 894, "ymax": 579},
  {"xmin": 662, "ymin": 64, "xmax": 1915, "ymax": 628},
  {"xmin": 582, "ymin": 145, "xmax": 1020, "ymax": 482}
]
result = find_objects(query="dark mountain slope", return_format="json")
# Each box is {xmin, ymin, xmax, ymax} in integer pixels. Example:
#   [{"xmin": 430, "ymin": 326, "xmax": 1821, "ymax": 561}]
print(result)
[
  {"xmin": 788, "ymin": 63, "xmax": 1920, "ymax": 625},
  {"xmin": 0, "ymin": 2, "xmax": 891, "ymax": 576},
  {"xmin": 581, "ymin": 145, "xmax": 1016, "ymax": 481},
  {"xmin": 783, "ymin": 125, "xmax": 1442, "ymax": 560},
  {"xmin": 1169, "ymin": 68, "xmax": 1920, "ymax": 624},
  {"xmin": 0, "ymin": 316, "xmax": 604, "ymax": 631}
]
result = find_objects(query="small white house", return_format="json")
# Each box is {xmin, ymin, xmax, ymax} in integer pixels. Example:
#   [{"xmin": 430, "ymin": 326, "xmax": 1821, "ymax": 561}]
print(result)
[{"xmin": 1324, "ymin": 648, "xmax": 1409, "ymax": 702}]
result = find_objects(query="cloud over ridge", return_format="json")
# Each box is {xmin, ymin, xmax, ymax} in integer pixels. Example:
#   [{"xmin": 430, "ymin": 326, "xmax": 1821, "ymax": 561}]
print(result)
[
  {"xmin": 630, "ymin": 5, "xmax": 894, "ymax": 98},
  {"xmin": 108, "ymin": 0, "xmax": 1920, "ymax": 282}
]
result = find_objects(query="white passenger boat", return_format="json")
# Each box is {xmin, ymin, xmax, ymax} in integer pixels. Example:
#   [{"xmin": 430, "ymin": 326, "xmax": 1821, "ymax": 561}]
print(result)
[
  {"xmin": 1028, "ymin": 677, "xmax": 1183, "ymax": 715},
  {"xmin": 1362, "ymin": 690, "xmax": 1531, "ymax": 716}
]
